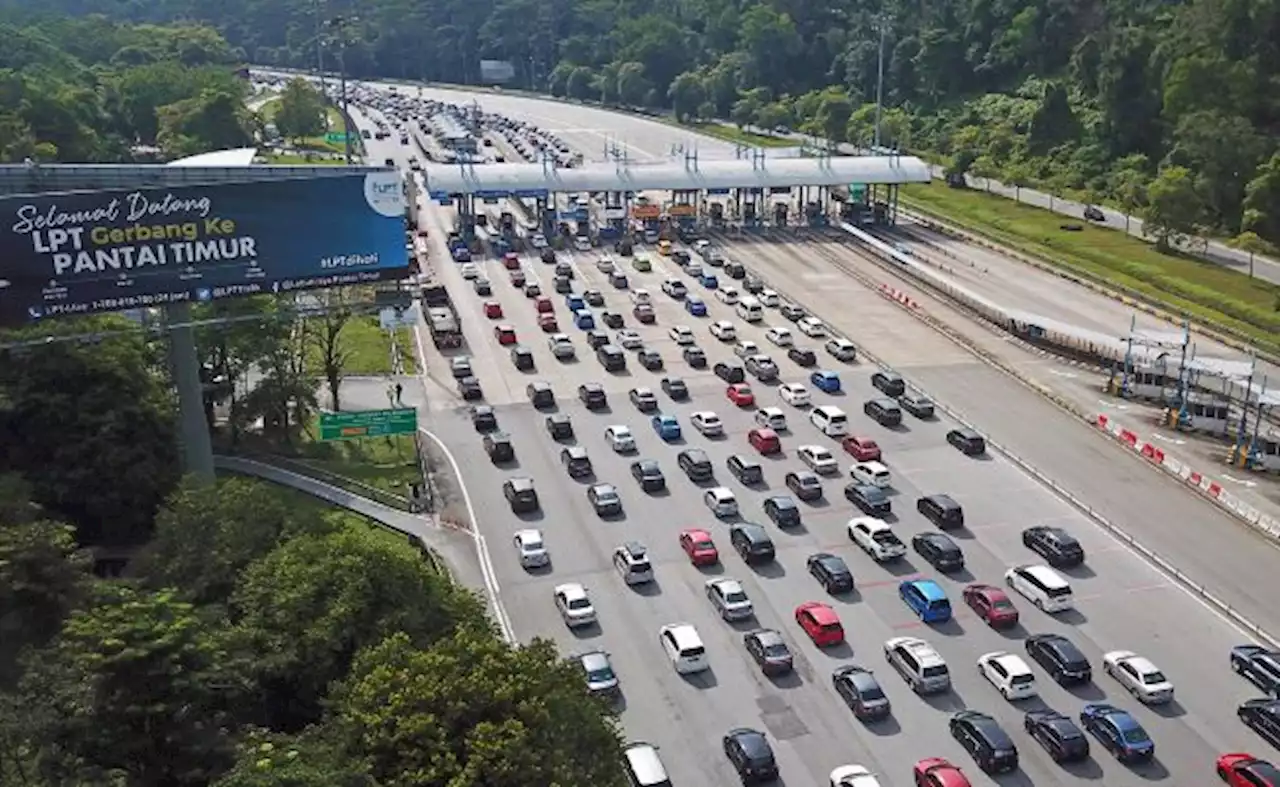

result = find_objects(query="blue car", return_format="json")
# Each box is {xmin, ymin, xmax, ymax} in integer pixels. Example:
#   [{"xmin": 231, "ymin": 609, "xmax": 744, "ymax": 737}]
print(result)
[
  {"xmin": 565, "ymin": 294, "xmax": 585, "ymax": 311},
  {"xmin": 1079, "ymin": 704, "xmax": 1154, "ymax": 762},
  {"xmin": 651, "ymin": 414, "xmax": 682, "ymax": 441},
  {"xmin": 685, "ymin": 296, "xmax": 707, "ymax": 316},
  {"xmin": 810, "ymin": 370, "xmax": 841, "ymax": 393},
  {"xmin": 899, "ymin": 579, "xmax": 952, "ymax": 623},
  {"xmin": 573, "ymin": 309, "xmax": 595, "ymax": 329},
  {"xmin": 700, "ymin": 273, "xmax": 719, "ymax": 289}
]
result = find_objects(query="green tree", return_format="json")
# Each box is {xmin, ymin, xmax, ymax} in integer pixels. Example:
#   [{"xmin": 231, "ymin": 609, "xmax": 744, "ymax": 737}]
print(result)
[
  {"xmin": 615, "ymin": 61, "xmax": 650, "ymax": 106},
  {"xmin": 305, "ymin": 289, "xmax": 354, "ymax": 412},
  {"xmin": 273, "ymin": 77, "xmax": 326, "ymax": 142},
  {"xmin": 1109, "ymin": 158, "xmax": 1150, "ymax": 233},
  {"xmin": 331, "ymin": 630, "xmax": 626, "ymax": 787},
  {"xmin": 1228, "ymin": 230, "xmax": 1275, "ymax": 279},
  {"xmin": 756, "ymin": 100, "xmax": 793, "ymax": 133},
  {"xmin": 1143, "ymin": 165, "xmax": 1203, "ymax": 250},
  {"xmin": 1163, "ymin": 109, "xmax": 1263, "ymax": 228},
  {"xmin": 1242, "ymin": 152, "xmax": 1280, "ymax": 244},
  {"xmin": 730, "ymin": 95, "xmax": 761, "ymax": 129},
  {"xmin": 815, "ymin": 88, "xmax": 853, "ymax": 147},
  {"xmin": 194, "ymin": 295, "xmax": 294, "ymax": 436},
  {"xmin": 565, "ymin": 66, "xmax": 594, "ymax": 101},
  {"xmin": 212, "ymin": 728, "xmax": 375, "ymax": 787},
  {"xmin": 1004, "ymin": 161, "xmax": 1033, "ymax": 201},
  {"xmin": 668, "ymin": 72, "xmax": 704, "ymax": 122},
  {"xmin": 157, "ymin": 87, "xmax": 252, "ymax": 157}
]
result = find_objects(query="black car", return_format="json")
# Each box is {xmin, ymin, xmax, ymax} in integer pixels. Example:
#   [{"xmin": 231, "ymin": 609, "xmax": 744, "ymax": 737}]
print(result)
[
  {"xmin": 587, "ymin": 483, "xmax": 622, "ymax": 516},
  {"xmin": 899, "ymin": 392, "xmax": 935, "ymax": 419},
  {"xmin": 1238, "ymin": 698, "xmax": 1280, "ymax": 748},
  {"xmin": 457, "ymin": 375, "xmax": 483, "ymax": 400},
  {"xmin": 1024, "ymin": 709, "xmax": 1090, "ymax": 763},
  {"xmin": 601, "ymin": 310, "xmax": 625, "ymax": 329},
  {"xmin": 483, "ymin": 432, "xmax": 514, "ymax": 463},
  {"xmin": 727, "ymin": 454, "xmax": 764, "ymax": 485},
  {"xmin": 683, "ymin": 346, "xmax": 708, "ymax": 368},
  {"xmin": 678, "ymin": 449, "xmax": 714, "ymax": 482},
  {"xmin": 526, "ymin": 381, "xmax": 555, "ymax": 409},
  {"xmin": 1231, "ymin": 645, "xmax": 1280, "ymax": 696},
  {"xmin": 586, "ymin": 330, "xmax": 610, "ymax": 349},
  {"xmin": 784, "ymin": 471, "xmax": 824, "ymax": 501},
  {"xmin": 743, "ymin": 629, "xmax": 794, "ymax": 675},
  {"xmin": 510, "ymin": 345, "xmax": 535, "ymax": 371},
  {"xmin": 553, "ymin": 274, "xmax": 572, "ymax": 293},
  {"xmin": 637, "ymin": 348, "xmax": 664, "ymax": 370},
  {"xmin": 583, "ymin": 289, "xmax": 605, "ymax": 307},
  {"xmin": 560, "ymin": 446, "xmax": 593, "ymax": 478},
  {"xmin": 539, "ymin": 248, "xmax": 556, "ymax": 264},
  {"xmin": 578, "ymin": 383, "xmax": 608, "ymax": 409},
  {"xmin": 871, "ymin": 370, "xmax": 906, "ymax": 397},
  {"xmin": 950, "ymin": 710, "xmax": 1019, "ymax": 774},
  {"xmin": 661, "ymin": 376, "xmax": 689, "ymax": 400},
  {"xmin": 473, "ymin": 277, "xmax": 492, "ymax": 295},
  {"xmin": 948, "ymin": 428, "xmax": 987, "ymax": 456},
  {"xmin": 845, "ymin": 483, "xmax": 891, "ymax": 516},
  {"xmin": 918, "ymin": 494, "xmax": 965, "ymax": 529},
  {"xmin": 787, "ymin": 347, "xmax": 817, "ymax": 367},
  {"xmin": 832, "ymin": 665, "xmax": 892, "ymax": 721},
  {"xmin": 730, "ymin": 523, "xmax": 775, "ymax": 564},
  {"xmin": 780, "ymin": 303, "xmax": 806, "ymax": 321},
  {"xmin": 744, "ymin": 275, "xmax": 764, "ymax": 293},
  {"xmin": 1083, "ymin": 204, "xmax": 1106, "ymax": 222},
  {"xmin": 545, "ymin": 413, "xmax": 574, "ymax": 440},
  {"xmin": 471, "ymin": 405, "xmax": 498, "ymax": 431},
  {"xmin": 763, "ymin": 495, "xmax": 801, "ymax": 527},
  {"xmin": 555, "ymin": 262, "xmax": 574, "ymax": 279},
  {"xmin": 714, "ymin": 362, "xmax": 746, "ymax": 384},
  {"xmin": 503, "ymin": 477, "xmax": 539, "ymax": 513},
  {"xmin": 628, "ymin": 387, "xmax": 659, "ymax": 412},
  {"xmin": 1026, "ymin": 633, "xmax": 1092, "ymax": 684},
  {"xmin": 630, "ymin": 459, "xmax": 666, "ymax": 492},
  {"xmin": 807, "ymin": 553, "xmax": 854, "ymax": 593},
  {"xmin": 864, "ymin": 398, "xmax": 903, "ymax": 427},
  {"xmin": 723, "ymin": 728, "xmax": 778, "ymax": 784},
  {"xmin": 912, "ymin": 532, "xmax": 965, "ymax": 572},
  {"xmin": 725, "ymin": 261, "xmax": 746, "ymax": 279},
  {"xmin": 1022, "ymin": 525, "xmax": 1085, "ymax": 567}
]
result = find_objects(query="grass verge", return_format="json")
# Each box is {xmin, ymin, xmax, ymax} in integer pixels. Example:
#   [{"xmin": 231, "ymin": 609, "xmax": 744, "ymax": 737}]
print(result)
[
  {"xmin": 258, "ymin": 100, "xmax": 353, "ymax": 155},
  {"xmin": 293, "ymin": 432, "xmax": 421, "ymax": 501},
  {"xmin": 900, "ymin": 182, "xmax": 1280, "ymax": 355},
  {"xmin": 303, "ymin": 314, "xmax": 417, "ymax": 376},
  {"xmin": 685, "ymin": 122, "xmax": 796, "ymax": 148}
]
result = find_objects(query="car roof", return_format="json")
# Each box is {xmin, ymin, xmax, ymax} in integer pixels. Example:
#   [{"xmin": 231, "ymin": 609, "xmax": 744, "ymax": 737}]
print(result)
[
  {"xmin": 556, "ymin": 582, "xmax": 587, "ymax": 599},
  {"xmin": 516, "ymin": 528, "xmax": 542, "ymax": 541},
  {"xmin": 907, "ymin": 579, "xmax": 948, "ymax": 601},
  {"xmin": 988, "ymin": 652, "xmax": 1031, "ymax": 673},
  {"xmin": 752, "ymin": 629, "xmax": 785, "ymax": 647},
  {"xmin": 768, "ymin": 495, "xmax": 796, "ymax": 507},
  {"xmin": 801, "ymin": 602, "xmax": 840, "ymax": 623},
  {"xmin": 733, "ymin": 522, "xmax": 767, "ymax": 537},
  {"xmin": 623, "ymin": 541, "xmax": 646, "ymax": 556},
  {"xmin": 730, "ymin": 728, "xmax": 770, "ymax": 755},
  {"xmin": 853, "ymin": 517, "xmax": 890, "ymax": 532}
]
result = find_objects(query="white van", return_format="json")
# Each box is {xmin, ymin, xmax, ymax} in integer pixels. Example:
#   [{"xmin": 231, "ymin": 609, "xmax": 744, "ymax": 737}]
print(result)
[
  {"xmin": 850, "ymin": 461, "xmax": 892, "ymax": 488},
  {"xmin": 809, "ymin": 405, "xmax": 849, "ymax": 437},
  {"xmin": 735, "ymin": 296, "xmax": 763, "ymax": 322},
  {"xmin": 660, "ymin": 623, "xmax": 709, "ymax": 674},
  {"xmin": 1004, "ymin": 564, "xmax": 1074, "ymax": 613},
  {"xmin": 623, "ymin": 742, "xmax": 672, "ymax": 787}
]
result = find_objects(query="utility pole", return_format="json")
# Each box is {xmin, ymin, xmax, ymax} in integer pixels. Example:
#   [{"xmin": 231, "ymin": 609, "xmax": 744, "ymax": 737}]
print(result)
[
  {"xmin": 873, "ymin": 13, "xmax": 887, "ymax": 150},
  {"xmin": 314, "ymin": 0, "xmax": 327, "ymax": 95},
  {"xmin": 325, "ymin": 15, "xmax": 357, "ymax": 165}
]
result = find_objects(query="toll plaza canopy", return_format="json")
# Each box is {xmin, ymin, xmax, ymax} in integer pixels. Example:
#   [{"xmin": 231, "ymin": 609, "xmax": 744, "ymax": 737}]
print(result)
[{"xmin": 421, "ymin": 155, "xmax": 931, "ymax": 199}]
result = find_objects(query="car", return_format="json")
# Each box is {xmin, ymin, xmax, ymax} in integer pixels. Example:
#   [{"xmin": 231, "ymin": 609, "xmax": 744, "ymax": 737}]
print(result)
[
  {"xmin": 1026, "ymin": 633, "xmax": 1092, "ymax": 684},
  {"xmin": 483, "ymin": 300, "xmax": 503, "ymax": 318},
  {"xmin": 1218, "ymin": 753, "xmax": 1280, "ymax": 786},
  {"xmin": 797, "ymin": 444, "xmax": 838, "ymax": 474},
  {"xmin": 678, "ymin": 448, "xmax": 714, "ymax": 481},
  {"xmin": 709, "ymin": 320, "xmax": 736, "ymax": 341},
  {"xmin": 840, "ymin": 435, "xmax": 880, "ymax": 462},
  {"xmin": 765, "ymin": 326, "xmax": 794, "ymax": 347},
  {"xmin": 513, "ymin": 528, "xmax": 549, "ymax": 568},
  {"xmin": 727, "ymin": 383, "xmax": 755, "ymax": 406},
  {"xmin": 1004, "ymin": 564, "xmax": 1073, "ymax": 612},
  {"xmin": 683, "ymin": 346, "xmax": 708, "ymax": 368},
  {"xmin": 633, "ymin": 303, "xmax": 656, "ymax": 323},
  {"xmin": 471, "ymin": 404, "xmax": 498, "ymax": 431},
  {"xmin": 685, "ymin": 295, "xmax": 707, "ymax": 316},
  {"xmin": 509, "ymin": 344, "xmax": 536, "ymax": 370},
  {"xmin": 848, "ymin": 517, "xmax": 906, "ymax": 561},
  {"xmin": 586, "ymin": 329, "xmax": 610, "ymax": 349},
  {"xmin": 911, "ymin": 758, "xmax": 971, "ymax": 787},
  {"xmin": 716, "ymin": 286, "xmax": 740, "ymax": 305},
  {"xmin": 743, "ymin": 275, "xmax": 764, "ymax": 293},
  {"xmin": 605, "ymin": 424, "xmax": 636, "ymax": 453},
  {"xmin": 748, "ymin": 427, "xmax": 781, "ymax": 454},
  {"xmin": 493, "ymin": 323, "xmax": 518, "ymax": 345},
  {"xmin": 668, "ymin": 325, "xmax": 695, "ymax": 345},
  {"xmin": 706, "ymin": 577, "xmax": 754, "ymax": 620},
  {"xmin": 545, "ymin": 412, "xmax": 574, "ymax": 440},
  {"xmin": 947, "ymin": 427, "xmax": 987, "ymax": 456},
  {"xmin": 918, "ymin": 494, "xmax": 965, "ymax": 529},
  {"xmin": 651, "ymin": 414, "xmax": 681, "ymax": 441},
  {"xmin": 787, "ymin": 347, "xmax": 818, "ymax": 367},
  {"xmin": 810, "ymin": 369, "xmax": 841, "ymax": 393},
  {"xmin": 714, "ymin": 362, "xmax": 746, "ymax": 383},
  {"xmin": 1232, "ymin": 645, "xmax": 1280, "ymax": 695},
  {"xmin": 912, "ymin": 532, "xmax": 965, "ymax": 572},
  {"xmin": 979, "ymin": 651, "xmax": 1038, "ymax": 700},
  {"xmin": 660, "ymin": 376, "xmax": 689, "ymax": 400},
  {"xmin": 798, "ymin": 317, "xmax": 827, "ymax": 337},
  {"xmin": 734, "ymin": 340, "xmax": 761, "ymax": 359},
  {"xmin": 760, "ymin": 289, "xmax": 780, "ymax": 307},
  {"xmin": 577, "ymin": 650, "xmax": 619, "ymax": 697},
  {"xmin": 512, "ymin": 270, "xmax": 528, "ymax": 288},
  {"xmin": 679, "ymin": 528, "xmax": 718, "ymax": 566},
  {"xmin": 950, "ymin": 710, "xmax": 1019, "ymax": 774},
  {"xmin": 559, "ymin": 446, "xmax": 593, "ymax": 478},
  {"xmin": 524, "ymin": 282, "xmax": 542, "ymax": 297},
  {"xmin": 630, "ymin": 459, "xmax": 666, "ymax": 492},
  {"xmin": 629, "ymin": 386, "xmax": 659, "ymax": 412},
  {"xmin": 723, "ymin": 728, "xmax": 779, "ymax": 784},
  {"xmin": 502, "ymin": 251, "xmax": 521, "ymax": 270},
  {"xmin": 726, "ymin": 454, "xmax": 764, "ymax": 485},
  {"xmin": 899, "ymin": 391, "xmax": 935, "ymax": 419},
  {"xmin": 900, "ymin": 579, "xmax": 952, "ymax": 623},
  {"xmin": 1024, "ymin": 709, "xmax": 1090, "ymax": 763},
  {"xmin": 763, "ymin": 495, "xmax": 802, "ymax": 527},
  {"xmin": 1080, "ymin": 703, "xmax": 1154, "ymax": 762},
  {"xmin": 690, "ymin": 410, "xmax": 725, "ymax": 437},
  {"xmin": 784, "ymin": 470, "xmax": 824, "ymax": 501},
  {"xmin": 583, "ymin": 289, "xmax": 605, "ymax": 307},
  {"xmin": 472, "ymin": 276, "xmax": 491, "ymax": 295},
  {"xmin": 705, "ymin": 486, "xmax": 740, "ymax": 517},
  {"xmin": 825, "ymin": 337, "xmax": 858, "ymax": 362},
  {"xmin": 548, "ymin": 333, "xmax": 576, "ymax": 359},
  {"xmin": 1084, "ymin": 204, "xmax": 1106, "ymax": 221},
  {"xmin": 700, "ymin": 272, "xmax": 719, "ymax": 289},
  {"xmin": 743, "ymin": 629, "xmax": 794, "ymax": 675},
  {"xmin": 871, "ymin": 370, "xmax": 906, "ymax": 396},
  {"xmin": 885, "ymin": 636, "xmax": 951, "ymax": 694},
  {"xmin": 845, "ymin": 483, "xmax": 890, "ymax": 516},
  {"xmin": 526, "ymin": 381, "xmax": 554, "ymax": 408},
  {"xmin": 662, "ymin": 278, "xmax": 687, "ymax": 298},
  {"xmin": 828, "ymin": 765, "xmax": 882, "ymax": 787},
  {"xmin": 754, "ymin": 407, "xmax": 787, "ymax": 431},
  {"xmin": 578, "ymin": 383, "xmax": 608, "ymax": 409},
  {"xmin": 832, "ymin": 665, "xmax": 891, "ymax": 722},
  {"xmin": 1022, "ymin": 525, "xmax": 1086, "ymax": 567},
  {"xmin": 587, "ymin": 483, "xmax": 623, "ymax": 516},
  {"xmin": 1103, "ymin": 651, "xmax": 1174, "ymax": 704},
  {"xmin": 615, "ymin": 329, "xmax": 642, "ymax": 349},
  {"xmin": 457, "ymin": 375, "xmax": 483, "ymax": 400},
  {"xmin": 614, "ymin": 542, "xmax": 655, "ymax": 585},
  {"xmin": 850, "ymin": 460, "xmax": 891, "ymax": 488},
  {"xmin": 963, "ymin": 584, "xmax": 1019, "ymax": 628},
  {"xmin": 563, "ymin": 294, "xmax": 584, "ymax": 312},
  {"xmin": 596, "ymin": 256, "xmax": 616, "ymax": 274},
  {"xmin": 779, "ymin": 382, "xmax": 811, "ymax": 407},
  {"xmin": 530, "ymin": 233, "xmax": 548, "ymax": 249},
  {"xmin": 450, "ymin": 355, "xmax": 474, "ymax": 379},
  {"xmin": 744, "ymin": 355, "xmax": 779, "ymax": 381},
  {"xmin": 600, "ymin": 310, "xmax": 623, "ymax": 329},
  {"xmin": 538, "ymin": 313, "xmax": 559, "ymax": 332},
  {"xmin": 637, "ymin": 346, "xmax": 663, "ymax": 370},
  {"xmin": 610, "ymin": 272, "xmax": 630, "ymax": 290},
  {"xmin": 780, "ymin": 302, "xmax": 806, "ymax": 321},
  {"xmin": 554, "ymin": 582, "xmax": 597, "ymax": 628},
  {"xmin": 808, "ymin": 553, "xmax": 855, "ymax": 593},
  {"xmin": 730, "ymin": 521, "xmax": 774, "ymax": 562},
  {"xmin": 1239, "ymin": 699, "xmax": 1280, "ymax": 749},
  {"xmin": 460, "ymin": 262, "xmax": 480, "ymax": 279},
  {"xmin": 795, "ymin": 600, "xmax": 845, "ymax": 645}
]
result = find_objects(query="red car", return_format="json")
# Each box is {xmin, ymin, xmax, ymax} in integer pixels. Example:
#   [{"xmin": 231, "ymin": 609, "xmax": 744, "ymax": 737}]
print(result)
[
  {"xmin": 913, "ymin": 757, "xmax": 972, "ymax": 787},
  {"xmin": 842, "ymin": 435, "xmax": 882, "ymax": 462},
  {"xmin": 538, "ymin": 313, "xmax": 558, "ymax": 332},
  {"xmin": 726, "ymin": 383, "xmax": 755, "ymax": 407},
  {"xmin": 1218, "ymin": 753, "xmax": 1280, "ymax": 786},
  {"xmin": 534, "ymin": 296, "xmax": 553, "ymax": 314},
  {"xmin": 494, "ymin": 324, "xmax": 517, "ymax": 345},
  {"xmin": 962, "ymin": 584, "xmax": 1019, "ymax": 629},
  {"xmin": 483, "ymin": 300, "xmax": 503, "ymax": 319},
  {"xmin": 503, "ymin": 252, "xmax": 521, "ymax": 270},
  {"xmin": 794, "ymin": 601, "xmax": 843, "ymax": 647},
  {"xmin": 679, "ymin": 528, "xmax": 719, "ymax": 566},
  {"xmin": 748, "ymin": 428, "xmax": 780, "ymax": 455}
]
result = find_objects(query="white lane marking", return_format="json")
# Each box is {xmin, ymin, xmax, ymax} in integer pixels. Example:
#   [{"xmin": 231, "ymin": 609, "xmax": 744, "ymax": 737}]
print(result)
[
  {"xmin": 1222, "ymin": 474, "xmax": 1259, "ymax": 488},
  {"xmin": 1151, "ymin": 433, "xmax": 1186, "ymax": 445},
  {"xmin": 1048, "ymin": 369, "xmax": 1078, "ymax": 379},
  {"xmin": 1097, "ymin": 399, "xmax": 1129, "ymax": 410}
]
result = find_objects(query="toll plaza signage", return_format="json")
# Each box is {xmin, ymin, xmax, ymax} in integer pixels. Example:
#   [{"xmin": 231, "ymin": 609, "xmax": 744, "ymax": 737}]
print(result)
[
  {"xmin": 631, "ymin": 205, "xmax": 661, "ymax": 220},
  {"xmin": 667, "ymin": 204, "xmax": 696, "ymax": 217},
  {"xmin": 319, "ymin": 407, "xmax": 418, "ymax": 441},
  {"xmin": 0, "ymin": 172, "xmax": 407, "ymax": 326}
]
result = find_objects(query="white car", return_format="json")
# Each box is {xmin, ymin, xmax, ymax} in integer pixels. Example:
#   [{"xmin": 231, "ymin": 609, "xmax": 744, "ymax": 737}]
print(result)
[
  {"xmin": 531, "ymin": 233, "xmax": 548, "ymax": 249},
  {"xmin": 690, "ymin": 410, "xmax": 725, "ymax": 436},
  {"xmin": 554, "ymin": 582, "xmax": 596, "ymax": 628},
  {"xmin": 798, "ymin": 317, "xmax": 827, "ymax": 337},
  {"xmin": 660, "ymin": 622, "xmax": 709, "ymax": 674},
  {"xmin": 760, "ymin": 289, "xmax": 780, "ymax": 307},
  {"xmin": 705, "ymin": 577, "xmax": 754, "ymax": 621},
  {"xmin": 765, "ymin": 326, "xmax": 794, "ymax": 347},
  {"xmin": 829, "ymin": 764, "xmax": 882, "ymax": 787},
  {"xmin": 513, "ymin": 529, "xmax": 549, "ymax": 568},
  {"xmin": 662, "ymin": 278, "xmax": 687, "ymax": 298},
  {"xmin": 978, "ymin": 651, "xmax": 1038, "ymax": 700},
  {"xmin": 850, "ymin": 461, "xmax": 892, "ymax": 488},
  {"xmin": 798, "ymin": 445, "xmax": 839, "ymax": 474},
  {"xmin": 704, "ymin": 486, "xmax": 738, "ymax": 517},
  {"xmin": 668, "ymin": 325, "xmax": 695, "ymax": 345},
  {"xmin": 826, "ymin": 337, "xmax": 859, "ymax": 361},
  {"xmin": 548, "ymin": 333, "xmax": 575, "ymax": 359},
  {"xmin": 616, "ymin": 329, "xmax": 642, "ymax": 349},
  {"xmin": 847, "ymin": 517, "xmax": 907, "ymax": 561},
  {"xmin": 709, "ymin": 320, "xmax": 736, "ymax": 341},
  {"xmin": 630, "ymin": 288, "xmax": 652, "ymax": 306},
  {"xmin": 460, "ymin": 262, "xmax": 480, "ymax": 280},
  {"xmin": 1004, "ymin": 564, "xmax": 1074, "ymax": 613},
  {"xmin": 573, "ymin": 236, "xmax": 592, "ymax": 251},
  {"xmin": 1102, "ymin": 650, "xmax": 1175, "ymax": 704},
  {"xmin": 754, "ymin": 407, "xmax": 787, "ymax": 431},
  {"xmin": 733, "ymin": 340, "xmax": 760, "ymax": 359},
  {"xmin": 716, "ymin": 286, "xmax": 740, "ymax": 305},
  {"xmin": 779, "ymin": 383, "xmax": 811, "ymax": 407},
  {"xmin": 596, "ymin": 256, "xmax": 616, "ymax": 273},
  {"xmin": 686, "ymin": 261, "xmax": 704, "ymax": 277},
  {"xmin": 605, "ymin": 425, "xmax": 636, "ymax": 452}
]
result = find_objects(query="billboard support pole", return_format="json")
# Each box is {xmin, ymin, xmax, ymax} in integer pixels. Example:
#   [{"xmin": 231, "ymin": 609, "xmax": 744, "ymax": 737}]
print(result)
[{"xmin": 165, "ymin": 302, "xmax": 216, "ymax": 483}]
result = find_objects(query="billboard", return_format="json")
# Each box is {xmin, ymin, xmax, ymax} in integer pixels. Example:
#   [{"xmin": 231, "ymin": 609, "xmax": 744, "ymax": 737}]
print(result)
[
  {"xmin": 479, "ymin": 60, "xmax": 516, "ymax": 84},
  {"xmin": 0, "ymin": 172, "xmax": 407, "ymax": 326}
]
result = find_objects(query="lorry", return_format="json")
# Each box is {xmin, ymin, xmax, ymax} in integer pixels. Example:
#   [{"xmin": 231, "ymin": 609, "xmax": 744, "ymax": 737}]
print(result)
[{"xmin": 421, "ymin": 285, "xmax": 463, "ymax": 348}]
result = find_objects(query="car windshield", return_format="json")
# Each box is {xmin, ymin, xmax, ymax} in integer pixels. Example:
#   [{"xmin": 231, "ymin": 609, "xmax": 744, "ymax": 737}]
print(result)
[
  {"xmin": 586, "ymin": 665, "xmax": 614, "ymax": 682},
  {"xmin": 873, "ymin": 532, "xmax": 900, "ymax": 545},
  {"xmin": 1011, "ymin": 674, "xmax": 1034, "ymax": 685},
  {"xmin": 693, "ymin": 539, "xmax": 713, "ymax": 550},
  {"xmin": 922, "ymin": 665, "xmax": 948, "ymax": 678},
  {"xmin": 725, "ymin": 589, "xmax": 748, "ymax": 603},
  {"xmin": 763, "ymin": 643, "xmax": 790, "ymax": 658},
  {"xmin": 992, "ymin": 598, "xmax": 1015, "ymax": 610},
  {"xmin": 567, "ymin": 598, "xmax": 591, "ymax": 610},
  {"xmin": 1142, "ymin": 671, "xmax": 1168, "ymax": 684},
  {"xmin": 1121, "ymin": 726, "xmax": 1149, "ymax": 744},
  {"xmin": 856, "ymin": 680, "xmax": 885, "ymax": 700},
  {"xmin": 863, "ymin": 487, "xmax": 886, "ymax": 502},
  {"xmin": 523, "ymin": 539, "xmax": 543, "ymax": 551}
]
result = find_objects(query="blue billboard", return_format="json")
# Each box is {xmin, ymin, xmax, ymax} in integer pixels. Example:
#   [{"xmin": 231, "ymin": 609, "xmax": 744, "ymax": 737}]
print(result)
[{"xmin": 0, "ymin": 172, "xmax": 408, "ymax": 325}]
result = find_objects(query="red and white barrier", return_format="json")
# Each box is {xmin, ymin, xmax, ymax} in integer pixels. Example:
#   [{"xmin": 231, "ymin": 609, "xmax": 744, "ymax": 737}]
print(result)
[{"xmin": 879, "ymin": 283, "xmax": 919, "ymax": 309}]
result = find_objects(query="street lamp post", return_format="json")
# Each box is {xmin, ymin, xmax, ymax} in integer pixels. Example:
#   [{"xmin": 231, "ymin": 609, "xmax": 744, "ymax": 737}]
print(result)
[
  {"xmin": 325, "ymin": 15, "xmax": 357, "ymax": 165},
  {"xmin": 873, "ymin": 14, "xmax": 886, "ymax": 150}
]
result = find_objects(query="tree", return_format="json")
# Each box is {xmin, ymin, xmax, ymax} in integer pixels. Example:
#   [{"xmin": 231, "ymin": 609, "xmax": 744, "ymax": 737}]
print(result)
[
  {"xmin": 273, "ymin": 77, "xmax": 326, "ymax": 142},
  {"xmin": 157, "ymin": 87, "xmax": 252, "ymax": 157},
  {"xmin": 1242, "ymin": 152, "xmax": 1280, "ymax": 244},
  {"xmin": 615, "ymin": 62, "xmax": 650, "ymax": 107},
  {"xmin": 1163, "ymin": 109, "xmax": 1263, "ymax": 228},
  {"xmin": 1109, "ymin": 160, "xmax": 1150, "ymax": 233},
  {"xmin": 330, "ymin": 630, "xmax": 625, "ymax": 787},
  {"xmin": 212, "ymin": 729, "xmax": 375, "ymax": 787},
  {"xmin": 1229, "ymin": 230, "xmax": 1275, "ymax": 279},
  {"xmin": 730, "ymin": 95, "xmax": 761, "ymax": 129},
  {"xmin": 1004, "ymin": 161, "xmax": 1032, "ymax": 202},
  {"xmin": 306, "ymin": 289, "xmax": 354, "ymax": 412},
  {"xmin": 194, "ymin": 295, "xmax": 293, "ymax": 437},
  {"xmin": 564, "ymin": 67, "xmax": 594, "ymax": 101},
  {"xmin": 667, "ymin": 72, "xmax": 704, "ymax": 122},
  {"xmin": 815, "ymin": 88, "xmax": 853, "ymax": 147},
  {"xmin": 756, "ymin": 100, "xmax": 793, "ymax": 134},
  {"xmin": 696, "ymin": 100, "xmax": 717, "ymax": 121},
  {"xmin": 1143, "ymin": 166, "xmax": 1203, "ymax": 250}
]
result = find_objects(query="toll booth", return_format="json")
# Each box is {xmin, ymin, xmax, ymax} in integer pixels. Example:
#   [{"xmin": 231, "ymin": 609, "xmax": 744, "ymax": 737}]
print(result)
[
  {"xmin": 767, "ymin": 187, "xmax": 791, "ymax": 226},
  {"xmin": 1232, "ymin": 434, "xmax": 1280, "ymax": 472},
  {"xmin": 709, "ymin": 202, "xmax": 726, "ymax": 227},
  {"xmin": 601, "ymin": 192, "xmax": 628, "ymax": 240},
  {"xmin": 668, "ymin": 190, "xmax": 698, "ymax": 231},
  {"xmin": 1162, "ymin": 397, "xmax": 1233, "ymax": 436},
  {"xmin": 834, "ymin": 184, "xmax": 874, "ymax": 225},
  {"xmin": 740, "ymin": 188, "xmax": 763, "ymax": 227},
  {"xmin": 540, "ymin": 205, "xmax": 557, "ymax": 238},
  {"xmin": 742, "ymin": 201, "xmax": 758, "ymax": 226},
  {"xmin": 705, "ymin": 188, "xmax": 731, "ymax": 228},
  {"xmin": 804, "ymin": 201, "xmax": 827, "ymax": 227},
  {"xmin": 772, "ymin": 202, "xmax": 789, "ymax": 226},
  {"xmin": 632, "ymin": 199, "xmax": 662, "ymax": 240}
]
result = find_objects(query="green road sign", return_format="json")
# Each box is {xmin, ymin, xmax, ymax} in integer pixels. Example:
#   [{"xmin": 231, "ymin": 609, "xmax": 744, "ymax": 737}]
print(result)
[
  {"xmin": 849, "ymin": 183, "xmax": 867, "ymax": 201},
  {"xmin": 319, "ymin": 408, "xmax": 417, "ymax": 441},
  {"xmin": 325, "ymin": 131, "xmax": 351, "ymax": 144}
]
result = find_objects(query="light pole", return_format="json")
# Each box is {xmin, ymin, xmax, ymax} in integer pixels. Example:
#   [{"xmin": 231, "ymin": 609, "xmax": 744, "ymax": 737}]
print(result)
[
  {"xmin": 325, "ymin": 15, "xmax": 357, "ymax": 164},
  {"xmin": 873, "ymin": 13, "xmax": 887, "ymax": 150}
]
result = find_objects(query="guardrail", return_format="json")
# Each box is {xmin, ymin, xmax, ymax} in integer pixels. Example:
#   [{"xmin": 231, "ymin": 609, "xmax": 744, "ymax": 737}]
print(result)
[{"xmin": 218, "ymin": 448, "xmax": 415, "ymax": 512}]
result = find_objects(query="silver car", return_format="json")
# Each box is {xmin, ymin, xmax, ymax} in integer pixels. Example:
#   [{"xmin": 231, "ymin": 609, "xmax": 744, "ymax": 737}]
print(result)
[
  {"xmin": 705, "ymin": 577, "xmax": 754, "ymax": 621},
  {"xmin": 578, "ymin": 650, "xmax": 619, "ymax": 696}
]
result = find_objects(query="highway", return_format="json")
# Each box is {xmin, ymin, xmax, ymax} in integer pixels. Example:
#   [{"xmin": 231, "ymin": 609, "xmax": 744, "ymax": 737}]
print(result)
[{"xmin": 342, "ymin": 85, "xmax": 1280, "ymax": 785}]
